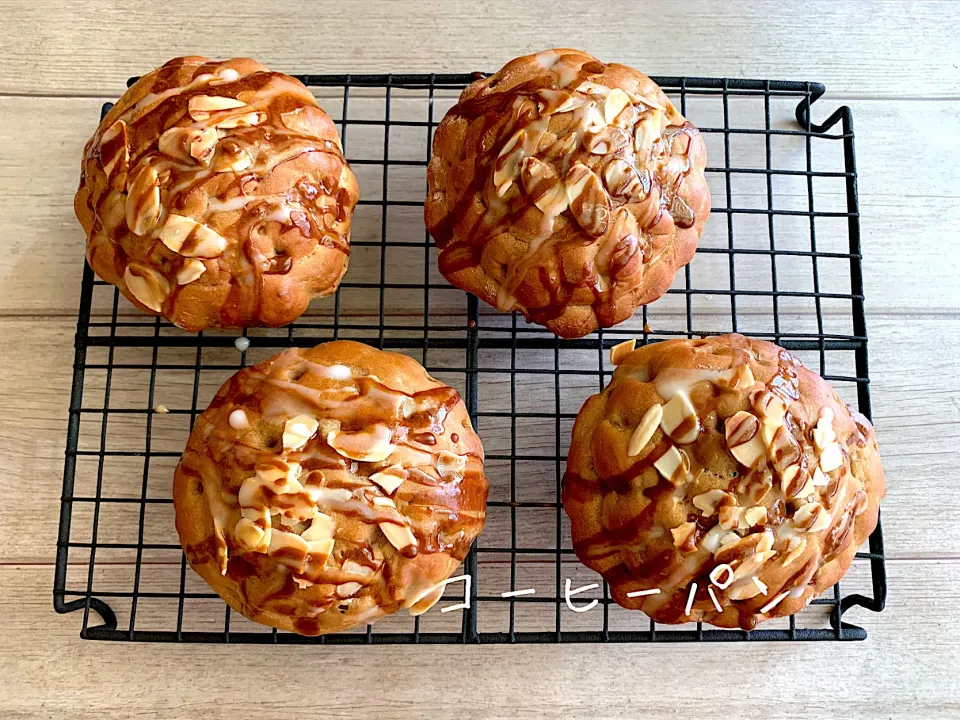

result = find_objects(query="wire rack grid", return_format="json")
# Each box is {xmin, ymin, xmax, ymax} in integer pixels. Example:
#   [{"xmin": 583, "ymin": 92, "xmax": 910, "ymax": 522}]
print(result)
[{"xmin": 54, "ymin": 72, "xmax": 886, "ymax": 643}]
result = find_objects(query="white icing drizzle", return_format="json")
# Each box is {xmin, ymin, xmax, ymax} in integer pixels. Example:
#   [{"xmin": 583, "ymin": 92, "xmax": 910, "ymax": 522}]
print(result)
[
  {"xmin": 228, "ymin": 409, "xmax": 249, "ymax": 429},
  {"xmin": 651, "ymin": 366, "xmax": 741, "ymax": 400},
  {"xmin": 534, "ymin": 50, "xmax": 561, "ymax": 70}
]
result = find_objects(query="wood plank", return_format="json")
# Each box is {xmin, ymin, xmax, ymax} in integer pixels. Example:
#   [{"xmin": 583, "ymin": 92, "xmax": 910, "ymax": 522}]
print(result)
[
  {"xmin": 1, "ymin": 0, "xmax": 958, "ymax": 97},
  {"xmin": 3, "ymin": 313, "xmax": 957, "ymax": 565},
  {"xmin": 2, "ymin": 559, "xmax": 957, "ymax": 718},
  {"xmin": 1, "ymin": 94, "xmax": 959, "ymax": 317}
]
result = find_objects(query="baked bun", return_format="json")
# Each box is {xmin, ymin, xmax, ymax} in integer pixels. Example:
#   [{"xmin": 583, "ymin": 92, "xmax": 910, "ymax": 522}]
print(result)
[
  {"xmin": 562, "ymin": 334, "xmax": 884, "ymax": 629},
  {"xmin": 75, "ymin": 56, "xmax": 358, "ymax": 330},
  {"xmin": 173, "ymin": 341, "xmax": 487, "ymax": 635},
  {"xmin": 426, "ymin": 49, "xmax": 710, "ymax": 338}
]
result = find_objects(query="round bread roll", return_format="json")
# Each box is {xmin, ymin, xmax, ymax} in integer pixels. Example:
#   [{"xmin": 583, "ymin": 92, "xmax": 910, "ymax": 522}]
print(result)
[
  {"xmin": 75, "ymin": 56, "xmax": 359, "ymax": 330},
  {"xmin": 562, "ymin": 334, "xmax": 884, "ymax": 629},
  {"xmin": 173, "ymin": 341, "xmax": 487, "ymax": 635},
  {"xmin": 426, "ymin": 49, "xmax": 710, "ymax": 339}
]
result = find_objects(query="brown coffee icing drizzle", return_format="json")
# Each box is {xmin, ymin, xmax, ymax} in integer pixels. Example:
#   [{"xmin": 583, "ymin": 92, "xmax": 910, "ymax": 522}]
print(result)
[
  {"xmin": 562, "ymin": 334, "xmax": 881, "ymax": 629},
  {"xmin": 176, "ymin": 346, "xmax": 487, "ymax": 630}
]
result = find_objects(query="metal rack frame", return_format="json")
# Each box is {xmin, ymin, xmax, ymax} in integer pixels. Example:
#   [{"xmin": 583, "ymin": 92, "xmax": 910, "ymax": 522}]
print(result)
[{"xmin": 54, "ymin": 73, "xmax": 886, "ymax": 643}]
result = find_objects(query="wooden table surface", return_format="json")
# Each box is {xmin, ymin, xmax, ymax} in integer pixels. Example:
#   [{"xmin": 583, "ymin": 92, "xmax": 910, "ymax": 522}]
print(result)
[{"xmin": 2, "ymin": 1, "xmax": 959, "ymax": 717}]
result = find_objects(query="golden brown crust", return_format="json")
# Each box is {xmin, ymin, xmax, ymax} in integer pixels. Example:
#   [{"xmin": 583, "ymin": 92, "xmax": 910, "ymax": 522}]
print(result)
[
  {"xmin": 426, "ymin": 49, "xmax": 710, "ymax": 338},
  {"xmin": 173, "ymin": 341, "xmax": 487, "ymax": 635},
  {"xmin": 562, "ymin": 334, "xmax": 884, "ymax": 629},
  {"xmin": 75, "ymin": 56, "xmax": 359, "ymax": 330}
]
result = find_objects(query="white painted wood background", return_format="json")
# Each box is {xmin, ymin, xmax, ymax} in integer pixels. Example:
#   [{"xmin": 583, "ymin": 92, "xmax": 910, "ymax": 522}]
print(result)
[{"xmin": 1, "ymin": 1, "xmax": 959, "ymax": 717}]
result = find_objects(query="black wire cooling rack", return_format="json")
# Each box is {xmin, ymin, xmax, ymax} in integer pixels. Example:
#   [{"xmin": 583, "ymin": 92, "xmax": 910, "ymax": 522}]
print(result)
[{"xmin": 54, "ymin": 73, "xmax": 886, "ymax": 643}]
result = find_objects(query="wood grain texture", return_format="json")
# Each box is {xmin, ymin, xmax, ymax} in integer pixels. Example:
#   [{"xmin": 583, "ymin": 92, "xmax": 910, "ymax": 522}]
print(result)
[
  {"xmin": 1, "ymin": 0, "xmax": 958, "ymax": 97},
  {"xmin": 2, "ymin": 1, "xmax": 960, "ymax": 717}
]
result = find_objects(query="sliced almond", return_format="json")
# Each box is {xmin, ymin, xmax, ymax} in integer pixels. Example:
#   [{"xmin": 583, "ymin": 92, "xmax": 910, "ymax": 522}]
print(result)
[
  {"xmin": 693, "ymin": 489, "xmax": 734, "ymax": 517},
  {"xmin": 781, "ymin": 536, "xmax": 807, "ymax": 565},
  {"xmin": 101, "ymin": 189, "xmax": 128, "ymax": 229},
  {"xmin": 327, "ymin": 424, "xmax": 395, "ymax": 462},
  {"xmin": 254, "ymin": 459, "xmax": 302, "ymax": 487},
  {"xmin": 176, "ymin": 258, "xmax": 206, "ymax": 285},
  {"xmin": 725, "ymin": 580, "xmax": 766, "ymax": 601},
  {"xmin": 123, "ymin": 263, "xmax": 170, "ymax": 312},
  {"xmin": 234, "ymin": 517, "xmax": 268, "ymax": 552},
  {"xmin": 713, "ymin": 531, "xmax": 769, "ymax": 567},
  {"xmin": 793, "ymin": 502, "xmax": 831, "ymax": 533},
  {"xmin": 334, "ymin": 561, "xmax": 374, "ymax": 597},
  {"xmin": 534, "ymin": 180, "xmax": 568, "ymax": 216},
  {"xmin": 158, "ymin": 126, "xmax": 219, "ymax": 164},
  {"xmin": 743, "ymin": 506, "xmax": 767, "ymax": 528},
  {"xmin": 125, "ymin": 162, "xmax": 162, "ymax": 236},
  {"xmin": 813, "ymin": 412, "xmax": 838, "ymax": 451},
  {"xmin": 653, "ymin": 445, "xmax": 688, "ymax": 486},
  {"xmin": 609, "ymin": 338, "xmax": 636, "ymax": 366},
  {"xmin": 718, "ymin": 505, "xmax": 743, "ymax": 531},
  {"xmin": 305, "ymin": 537, "xmax": 334, "ymax": 565},
  {"xmin": 720, "ymin": 531, "xmax": 743, "ymax": 548},
  {"xmin": 336, "ymin": 582, "xmax": 362, "ymax": 598},
  {"xmin": 725, "ymin": 411, "xmax": 766, "ymax": 469},
  {"xmin": 267, "ymin": 529, "xmax": 310, "ymax": 569},
  {"xmin": 348, "ymin": 560, "xmax": 374, "ymax": 576},
  {"xmin": 159, "ymin": 214, "xmax": 227, "ymax": 258},
  {"xmin": 554, "ymin": 95, "xmax": 588, "ymax": 114},
  {"xmin": 819, "ymin": 442, "xmax": 844, "ymax": 473},
  {"xmin": 520, "ymin": 156, "xmax": 568, "ymax": 216},
  {"xmin": 100, "ymin": 119, "xmax": 129, "ymax": 189},
  {"xmin": 493, "ymin": 129, "xmax": 525, "ymax": 194},
  {"xmin": 702, "ymin": 526, "xmax": 730, "ymax": 554},
  {"xmin": 279, "ymin": 107, "xmax": 312, "ymax": 134},
  {"xmin": 283, "ymin": 415, "xmax": 319, "ymax": 451},
  {"xmin": 811, "ymin": 466, "xmax": 829, "ymax": 487},
  {"xmin": 188, "ymin": 95, "xmax": 246, "ymax": 120},
  {"xmin": 436, "ymin": 450, "xmax": 467, "ymax": 479},
  {"xmin": 380, "ymin": 521, "xmax": 418, "ymax": 553},
  {"xmin": 808, "ymin": 507, "xmax": 832, "ymax": 533},
  {"xmin": 732, "ymin": 550, "xmax": 778, "ymax": 581},
  {"xmin": 564, "ymin": 163, "xmax": 611, "ymax": 237},
  {"xmin": 583, "ymin": 126, "xmax": 630, "ymax": 155},
  {"xmin": 634, "ymin": 108, "xmax": 664, "ymax": 157},
  {"xmin": 214, "ymin": 144, "xmax": 252, "ymax": 173},
  {"xmin": 659, "ymin": 390, "xmax": 700, "ymax": 444},
  {"xmin": 628, "ymin": 403, "xmax": 662, "ymax": 457},
  {"xmin": 407, "ymin": 584, "xmax": 446, "ymax": 616},
  {"xmin": 784, "ymin": 469, "xmax": 815, "ymax": 500},
  {"xmin": 756, "ymin": 530, "xmax": 775, "ymax": 553},
  {"xmin": 671, "ymin": 521, "xmax": 697, "ymax": 552},
  {"xmin": 301, "ymin": 513, "xmax": 335, "ymax": 543},
  {"xmin": 765, "ymin": 425, "xmax": 803, "ymax": 485},
  {"xmin": 602, "ymin": 158, "xmax": 644, "ymax": 199},
  {"xmin": 216, "ymin": 111, "xmax": 266, "ymax": 129},
  {"xmin": 583, "ymin": 103, "xmax": 607, "ymax": 133},
  {"xmin": 752, "ymin": 390, "xmax": 787, "ymax": 425},
  {"xmin": 603, "ymin": 88, "xmax": 632, "ymax": 125},
  {"xmin": 369, "ymin": 465, "xmax": 407, "ymax": 494},
  {"xmin": 576, "ymin": 80, "xmax": 611, "ymax": 97}
]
